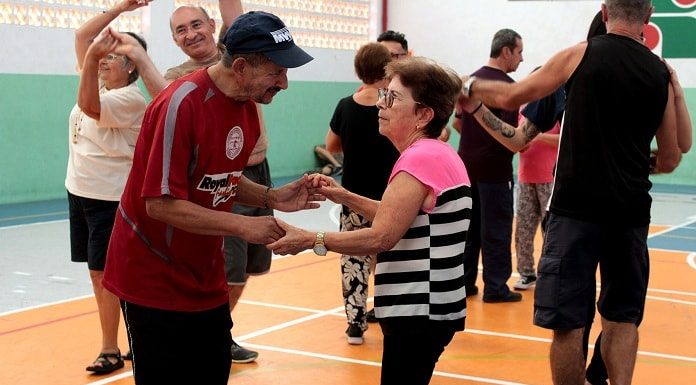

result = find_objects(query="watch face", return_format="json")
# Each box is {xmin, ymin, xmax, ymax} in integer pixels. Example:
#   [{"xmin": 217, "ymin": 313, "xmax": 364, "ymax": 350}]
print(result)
[{"xmin": 313, "ymin": 244, "xmax": 328, "ymax": 256}]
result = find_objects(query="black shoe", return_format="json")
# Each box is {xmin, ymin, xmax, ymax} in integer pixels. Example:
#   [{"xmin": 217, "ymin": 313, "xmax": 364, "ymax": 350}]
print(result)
[
  {"xmin": 231, "ymin": 340, "xmax": 259, "ymax": 363},
  {"xmin": 346, "ymin": 324, "xmax": 364, "ymax": 345},
  {"xmin": 465, "ymin": 285, "xmax": 479, "ymax": 297},
  {"xmin": 121, "ymin": 350, "xmax": 132, "ymax": 361},
  {"xmin": 366, "ymin": 308, "xmax": 377, "ymax": 323},
  {"xmin": 483, "ymin": 291, "xmax": 522, "ymax": 303}
]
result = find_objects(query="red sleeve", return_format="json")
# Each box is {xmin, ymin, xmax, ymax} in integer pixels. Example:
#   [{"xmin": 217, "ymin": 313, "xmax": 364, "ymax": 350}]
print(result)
[{"xmin": 140, "ymin": 94, "xmax": 195, "ymax": 201}]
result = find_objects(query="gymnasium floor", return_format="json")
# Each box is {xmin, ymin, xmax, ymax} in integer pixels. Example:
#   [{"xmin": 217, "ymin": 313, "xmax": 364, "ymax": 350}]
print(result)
[{"xmin": 1, "ymin": 183, "xmax": 695, "ymax": 385}]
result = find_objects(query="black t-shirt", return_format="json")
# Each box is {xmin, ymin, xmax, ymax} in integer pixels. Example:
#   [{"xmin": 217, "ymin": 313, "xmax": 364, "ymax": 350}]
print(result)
[
  {"xmin": 552, "ymin": 34, "xmax": 669, "ymax": 226},
  {"xmin": 457, "ymin": 66, "xmax": 518, "ymax": 182},
  {"xmin": 330, "ymin": 95, "xmax": 400, "ymax": 202}
]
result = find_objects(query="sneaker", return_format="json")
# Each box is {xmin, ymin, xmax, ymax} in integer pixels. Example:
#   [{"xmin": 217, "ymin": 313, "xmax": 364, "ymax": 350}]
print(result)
[
  {"xmin": 231, "ymin": 340, "xmax": 259, "ymax": 363},
  {"xmin": 346, "ymin": 324, "xmax": 364, "ymax": 345},
  {"xmin": 514, "ymin": 275, "xmax": 537, "ymax": 290},
  {"xmin": 483, "ymin": 291, "xmax": 523, "ymax": 303},
  {"xmin": 366, "ymin": 308, "xmax": 377, "ymax": 323}
]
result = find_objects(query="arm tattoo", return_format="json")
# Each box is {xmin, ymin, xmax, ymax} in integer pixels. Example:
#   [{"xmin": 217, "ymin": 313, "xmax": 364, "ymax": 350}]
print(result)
[
  {"xmin": 521, "ymin": 120, "xmax": 541, "ymax": 144},
  {"xmin": 481, "ymin": 110, "xmax": 515, "ymax": 138}
]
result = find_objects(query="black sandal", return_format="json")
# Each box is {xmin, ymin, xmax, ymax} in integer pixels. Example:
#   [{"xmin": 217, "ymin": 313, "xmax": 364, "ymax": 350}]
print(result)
[{"xmin": 86, "ymin": 351, "xmax": 125, "ymax": 374}]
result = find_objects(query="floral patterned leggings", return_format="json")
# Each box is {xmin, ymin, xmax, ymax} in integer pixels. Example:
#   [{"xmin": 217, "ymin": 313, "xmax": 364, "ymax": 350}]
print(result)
[
  {"xmin": 340, "ymin": 208, "xmax": 373, "ymax": 331},
  {"xmin": 515, "ymin": 182, "xmax": 553, "ymax": 277}
]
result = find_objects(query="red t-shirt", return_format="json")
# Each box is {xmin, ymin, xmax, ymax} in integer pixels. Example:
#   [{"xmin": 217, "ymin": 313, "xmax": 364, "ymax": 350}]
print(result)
[{"xmin": 103, "ymin": 69, "xmax": 259, "ymax": 311}]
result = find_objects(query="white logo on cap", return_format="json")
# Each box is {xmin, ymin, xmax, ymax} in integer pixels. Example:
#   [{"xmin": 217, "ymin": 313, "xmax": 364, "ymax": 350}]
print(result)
[{"xmin": 270, "ymin": 27, "xmax": 293, "ymax": 43}]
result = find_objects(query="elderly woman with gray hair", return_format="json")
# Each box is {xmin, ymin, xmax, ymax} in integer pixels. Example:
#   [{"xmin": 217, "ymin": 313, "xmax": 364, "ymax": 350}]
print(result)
[{"xmin": 67, "ymin": 0, "xmax": 148, "ymax": 373}]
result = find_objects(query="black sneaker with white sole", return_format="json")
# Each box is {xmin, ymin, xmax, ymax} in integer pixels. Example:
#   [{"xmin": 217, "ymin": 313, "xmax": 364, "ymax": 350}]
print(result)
[
  {"xmin": 231, "ymin": 340, "xmax": 259, "ymax": 363},
  {"xmin": 346, "ymin": 324, "xmax": 364, "ymax": 345},
  {"xmin": 514, "ymin": 275, "xmax": 537, "ymax": 290}
]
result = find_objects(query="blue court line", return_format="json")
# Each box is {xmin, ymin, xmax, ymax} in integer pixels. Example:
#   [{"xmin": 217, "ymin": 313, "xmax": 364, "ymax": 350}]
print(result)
[{"xmin": 648, "ymin": 220, "xmax": 696, "ymax": 253}]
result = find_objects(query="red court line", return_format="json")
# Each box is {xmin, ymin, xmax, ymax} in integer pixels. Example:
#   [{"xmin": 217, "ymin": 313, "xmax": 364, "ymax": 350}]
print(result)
[{"xmin": 0, "ymin": 309, "xmax": 96, "ymax": 337}]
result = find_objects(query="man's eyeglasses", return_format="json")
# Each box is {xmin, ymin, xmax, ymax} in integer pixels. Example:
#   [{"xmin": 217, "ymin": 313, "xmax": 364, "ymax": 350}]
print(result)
[
  {"xmin": 378, "ymin": 88, "xmax": 423, "ymax": 109},
  {"xmin": 390, "ymin": 52, "xmax": 408, "ymax": 59}
]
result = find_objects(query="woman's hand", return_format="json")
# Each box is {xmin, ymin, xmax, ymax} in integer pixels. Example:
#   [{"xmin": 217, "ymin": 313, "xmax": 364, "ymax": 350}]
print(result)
[
  {"xmin": 85, "ymin": 29, "xmax": 119, "ymax": 60},
  {"xmin": 271, "ymin": 174, "xmax": 325, "ymax": 212},
  {"xmin": 266, "ymin": 220, "xmax": 315, "ymax": 255},
  {"xmin": 307, "ymin": 174, "xmax": 349, "ymax": 205}
]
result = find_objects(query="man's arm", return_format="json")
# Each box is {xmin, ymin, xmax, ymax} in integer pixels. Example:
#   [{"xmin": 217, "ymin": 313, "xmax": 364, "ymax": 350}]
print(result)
[
  {"xmin": 235, "ymin": 175, "xmax": 323, "ymax": 212},
  {"xmin": 110, "ymin": 30, "xmax": 169, "ymax": 98},
  {"xmin": 654, "ymin": 85, "xmax": 682, "ymax": 173},
  {"xmin": 145, "ymin": 195, "xmax": 283, "ymax": 244},
  {"xmin": 219, "ymin": 0, "xmax": 244, "ymax": 26},
  {"xmin": 468, "ymin": 43, "xmax": 586, "ymax": 110}
]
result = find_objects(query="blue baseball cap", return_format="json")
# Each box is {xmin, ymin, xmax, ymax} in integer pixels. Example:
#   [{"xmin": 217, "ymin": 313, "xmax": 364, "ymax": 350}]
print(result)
[{"xmin": 223, "ymin": 11, "xmax": 313, "ymax": 68}]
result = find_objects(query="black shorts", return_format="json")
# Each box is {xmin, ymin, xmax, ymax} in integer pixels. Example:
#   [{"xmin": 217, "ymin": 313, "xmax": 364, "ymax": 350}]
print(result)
[
  {"xmin": 67, "ymin": 191, "xmax": 119, "ymax": 271},
  {"xmin": 534, "ymin": 213, "xmax": 649, "ymax": 330},
  {"xmin": 223, "ymin": 160, "xmax": 273, "ymax": 284}
]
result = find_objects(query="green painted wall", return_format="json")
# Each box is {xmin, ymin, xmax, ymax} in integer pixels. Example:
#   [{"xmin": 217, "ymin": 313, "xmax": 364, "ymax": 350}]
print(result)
[
  {"xmin": 0, "ymin": 73, "xmax": 358, "ymax": 204},
  {"xmin": 0, "ymin": 73, "xmax": 694, "ymax": 205}
]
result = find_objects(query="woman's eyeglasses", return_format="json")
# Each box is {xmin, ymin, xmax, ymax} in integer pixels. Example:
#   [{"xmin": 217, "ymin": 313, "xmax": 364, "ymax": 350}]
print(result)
[{"xmin": 378, "ymin": 88, "xmax": 424, "ymax": 109}]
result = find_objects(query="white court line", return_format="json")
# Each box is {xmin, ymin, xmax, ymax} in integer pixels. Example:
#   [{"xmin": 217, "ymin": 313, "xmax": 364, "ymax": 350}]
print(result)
[
  {"xmin": 241, "ymin": 342, "xmax": 534, "ymax": 385},
  {"xmin": 0, "ymin": 218, "xmax": 67, "ymax": 230},
  {"xmin": 687, "ymin": 253, "xmax": 696, "ymax": 271},
  {"xmin": 70, "ymin": 295, "xmax": 694, "ymax": 385},
  {"xmin": 0, "ymin": 294, "xmax": 93, "ymax": 317},
  {"xmin": 648, "ymin": 218, "xmax": 696, "ymax": 239}
]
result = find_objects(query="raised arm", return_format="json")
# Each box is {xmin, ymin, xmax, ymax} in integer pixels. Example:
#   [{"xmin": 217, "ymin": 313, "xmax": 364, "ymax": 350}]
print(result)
[
  {"xmin": 110, "ymin": 30, "xmax": 169, "ymax": 98},
  {"xmin": 75, "ymin": 0, "xmax": 150, "ymax": 70},
  {"xmin": 219, "ymin": 0, "xmax": 244, "ymax": 26},
  {"xmin": 77, "ymin": 30, "xmax": 120, "ymax": 119},
  {"xmin": 468, "ymin": 43, "xmax": 585, "ymax": 111}
]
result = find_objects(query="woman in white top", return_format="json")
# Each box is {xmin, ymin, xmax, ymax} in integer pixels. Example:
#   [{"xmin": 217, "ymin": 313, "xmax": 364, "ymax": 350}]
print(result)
[{"xmin": 67, "ymin": 0, "xmax": 149, "ymax": 374}]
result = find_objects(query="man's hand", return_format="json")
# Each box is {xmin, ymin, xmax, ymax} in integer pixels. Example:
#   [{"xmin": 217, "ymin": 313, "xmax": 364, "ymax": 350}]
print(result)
[
  {"xmin": 266, "ymin": 220, "xmax": 315, "ymax": 255},
  {"xmin": 241, "ymin": 215, "xmax": 285, "ymax": 244},
  {"xmin": 86, "ymin": 29, "xmax": 119, "ymax": 60},
  {"xmin": 110, "ymin": 30, "xmax": 148, "ymax": 63},
  {"xmin": 271, "ymin": 174, "xmax": 325, "ymax": 212}
]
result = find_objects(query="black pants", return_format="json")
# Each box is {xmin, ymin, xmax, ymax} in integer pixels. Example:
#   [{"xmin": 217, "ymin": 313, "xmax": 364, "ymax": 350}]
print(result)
[
  {"xmin": 463, "ymin": 181, "xmax": 514, "ymax": 297},
  {"xmin": 121, "ymin": 301, "xmax": 232, "ymax": 385},
  {"xmin": 380, "ymin": 328, "xmax": 456, "ymax": 385}
]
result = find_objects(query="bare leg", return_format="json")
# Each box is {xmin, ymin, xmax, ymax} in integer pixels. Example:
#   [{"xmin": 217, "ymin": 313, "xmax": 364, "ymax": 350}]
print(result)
[
  {"xmin": 601, "ymin": 318, "xmax": 638, "ymax": 385},
  {"xmin": 550, "ymin": 328, "xmax": 586, "ymax": 385},
  {"xmin": 228, "ymin": 284, "xmax": 245, "ymax": 311},
  {"xmin": 89, "ymin": 270, "xmax": 121, "ymax": 365}
]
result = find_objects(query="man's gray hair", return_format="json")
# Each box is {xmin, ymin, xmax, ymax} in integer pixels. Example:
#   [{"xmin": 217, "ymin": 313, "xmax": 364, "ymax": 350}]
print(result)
[
  {"xmin": 221, "ymin": 51, "xmax": 270, "ymax": 68},
  {"xmin": 605, "ymin": 0, "xmax": 652, "ymax": 24},
  {"xmin": 490, "ymin": 29, "xmax": 522, "ymax": 58}
]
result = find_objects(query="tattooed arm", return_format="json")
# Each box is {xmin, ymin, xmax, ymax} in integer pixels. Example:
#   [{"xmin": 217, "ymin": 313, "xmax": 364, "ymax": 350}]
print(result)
[{"xmin": 473, "ymin": 106, "xmax": 541, "ymax": 152}]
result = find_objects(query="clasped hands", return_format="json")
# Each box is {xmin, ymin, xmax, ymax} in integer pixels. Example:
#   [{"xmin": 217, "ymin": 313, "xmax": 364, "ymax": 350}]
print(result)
[{"xmin": 263, "ymin": 174, "xmax": 343, "ymax": 255}]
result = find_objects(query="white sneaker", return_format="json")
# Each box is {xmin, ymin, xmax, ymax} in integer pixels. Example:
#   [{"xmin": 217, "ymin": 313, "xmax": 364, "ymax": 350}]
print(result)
[{"xmin": 514, "ymin": 275, "xmax": 537, "ymax": 290}]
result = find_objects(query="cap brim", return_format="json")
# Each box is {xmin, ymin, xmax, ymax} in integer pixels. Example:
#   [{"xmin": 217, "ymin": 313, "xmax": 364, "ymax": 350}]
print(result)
[{"xmin": 264, "ymin": 45, "xmax": 314, "ymax": 68}]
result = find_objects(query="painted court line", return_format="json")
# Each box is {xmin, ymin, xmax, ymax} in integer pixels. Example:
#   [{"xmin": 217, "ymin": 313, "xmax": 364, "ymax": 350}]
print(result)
[{"xmin": 243, "ymin": 342, "xmax": 534, "ymax": 385}]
